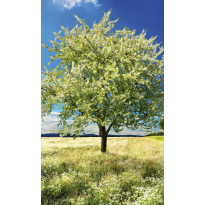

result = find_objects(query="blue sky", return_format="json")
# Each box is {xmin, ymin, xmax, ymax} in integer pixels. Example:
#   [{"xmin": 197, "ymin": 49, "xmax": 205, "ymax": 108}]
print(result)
[{"xmin": 41, "ymin": 0, "xmax": 164, "ymax": 135}]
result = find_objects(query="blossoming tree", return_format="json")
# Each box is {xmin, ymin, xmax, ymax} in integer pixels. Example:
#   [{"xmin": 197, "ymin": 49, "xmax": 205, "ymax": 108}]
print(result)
[{"xmin": 41, "ymin": 10, "xmax": 164, "ymax": 152}]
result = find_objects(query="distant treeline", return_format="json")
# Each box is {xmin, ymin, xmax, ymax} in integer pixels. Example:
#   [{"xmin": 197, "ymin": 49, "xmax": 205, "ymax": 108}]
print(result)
[
  {"xmin": 41, "ymin": 133, "xmax": 144, "ymax": 137},
  {"xmin": 146, "ymin": 132, "xmax": 164, "ymax": 136}
]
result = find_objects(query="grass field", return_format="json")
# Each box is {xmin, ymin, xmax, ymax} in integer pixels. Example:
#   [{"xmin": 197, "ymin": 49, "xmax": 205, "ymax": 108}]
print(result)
[{"xmin": 41, "ymin": 137, "xmax": 164, "ymax": 205}]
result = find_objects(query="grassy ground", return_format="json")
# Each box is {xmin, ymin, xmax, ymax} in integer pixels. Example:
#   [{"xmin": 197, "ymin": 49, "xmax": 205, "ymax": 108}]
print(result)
[
  {"xmin": 41, "ymin": 137, "xmax": 164, "ymax": 205},
  {"xmin": 146, "ymin": 136, "xmax": 164, "ymax": 142}
]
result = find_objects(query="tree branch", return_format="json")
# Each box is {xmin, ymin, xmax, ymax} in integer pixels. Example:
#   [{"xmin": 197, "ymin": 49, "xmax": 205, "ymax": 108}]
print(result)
[
  {"xmin": 63, "ymin": 95, "xmax": 85, "ymax": 116},
  {"xmin": 106, "ymin": 122, "xmax": 113, "ymax": 134}
]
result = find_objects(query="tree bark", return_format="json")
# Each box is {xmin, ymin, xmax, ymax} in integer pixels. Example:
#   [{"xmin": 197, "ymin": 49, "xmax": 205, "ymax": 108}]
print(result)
[{"xmin": 98, "ymin": 125, "xmax": 107, "ymax": 152}]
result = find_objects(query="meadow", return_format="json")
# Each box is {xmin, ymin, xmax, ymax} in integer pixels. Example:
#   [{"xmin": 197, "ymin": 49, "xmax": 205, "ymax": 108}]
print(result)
[{"xmin": 41, "ymin": 136, "xmax": 164, "ymax": 205}]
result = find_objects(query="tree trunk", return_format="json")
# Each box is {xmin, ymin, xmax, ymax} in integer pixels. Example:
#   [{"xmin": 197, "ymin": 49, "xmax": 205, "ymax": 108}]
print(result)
[{"xmin": 98, "ymin": 125, "xmax": 107, "ymax": 152}]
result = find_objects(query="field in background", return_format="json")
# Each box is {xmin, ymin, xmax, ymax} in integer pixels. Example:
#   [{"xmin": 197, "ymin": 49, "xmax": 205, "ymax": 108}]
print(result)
[{"xmin": 41, "ymin": 137, "xmax": 164, "ymax": 205}]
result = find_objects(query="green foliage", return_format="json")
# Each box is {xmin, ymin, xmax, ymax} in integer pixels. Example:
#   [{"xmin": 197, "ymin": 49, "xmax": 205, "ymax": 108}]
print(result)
[
  {"xmin": 41, "ymin": 10, "xmax": 164, "ymax": 137},
  {"xmin": 146, "ymin": 132, "xmax": 164, "ymax": 136},
  {"xmin": 159, "ymin": 118, "xmax": 164, "ymax": 130},
  {"xmin": 41, "ymin": 137, "xmax": 164, "ymax": 205}
]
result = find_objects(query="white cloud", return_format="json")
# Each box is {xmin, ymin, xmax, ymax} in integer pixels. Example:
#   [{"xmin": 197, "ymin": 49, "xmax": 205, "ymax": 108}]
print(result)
[
  {"xmin": 50, "ymin": 111, "xmax": 61, "ymax": 115},
  {"xmin": 109, "ymin": 128, "xmax": 148, "ymax": 136},
  {"xmin": 41, "ymin": 112, "xmax": 73, "ymax": 134},
  {"xmin": 42, "ymin": 112, "xmax": 158, "ymax": 135},
  {"xmin": 52, "ymin": 0, "xmax": 100, "ymax": 9},
  {"xmin": 84, "ymin": 124, "xmax": 99, "ymax": 134},
  {"xmin": 85, "ymin": 0, "xmax": 97, "ymax": 4}
]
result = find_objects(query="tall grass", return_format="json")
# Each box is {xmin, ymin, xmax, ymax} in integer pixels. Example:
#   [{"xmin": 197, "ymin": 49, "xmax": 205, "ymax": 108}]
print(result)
[{"xmin": 41, "ymin": 137, "xmax": 164, "ymax": 205}]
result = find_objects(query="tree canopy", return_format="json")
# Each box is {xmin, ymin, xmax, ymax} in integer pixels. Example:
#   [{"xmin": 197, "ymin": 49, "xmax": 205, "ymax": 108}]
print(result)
[
  {"xmin": 41, "ymin": 10, "xmax": 164, "ymax": 152},
  {"xmin": 159, "ymin": 117, "xmax": 164, "ymax": 130}
]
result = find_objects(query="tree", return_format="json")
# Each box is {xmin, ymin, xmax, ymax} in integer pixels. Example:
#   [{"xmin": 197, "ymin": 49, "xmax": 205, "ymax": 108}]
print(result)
[
  {"xmin": 41, "ymin": 10, "xmax": 164, "ymax": 152},
  {"xmin": 159, "ymin": 117, "xmax": 164, "ymax": 130}
]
